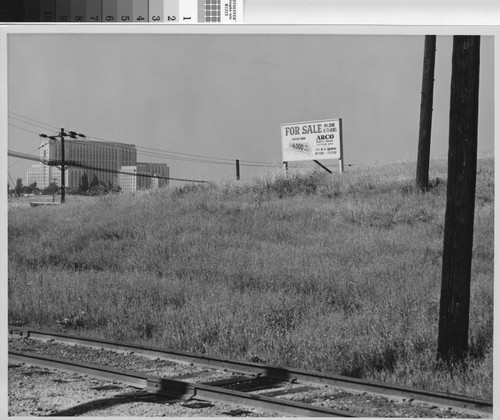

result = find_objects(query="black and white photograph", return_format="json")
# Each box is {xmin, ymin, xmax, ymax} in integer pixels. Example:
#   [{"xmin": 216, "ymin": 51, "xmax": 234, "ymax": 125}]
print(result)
[{"xmin": 2, "ymin": 6, "xmax": 497, "ymax": 418}]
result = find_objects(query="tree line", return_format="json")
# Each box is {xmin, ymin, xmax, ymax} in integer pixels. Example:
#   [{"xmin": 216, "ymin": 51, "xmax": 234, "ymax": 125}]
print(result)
[{"xmin": 9, "ymin": 173, "xmax": 121, "ymax": 197}]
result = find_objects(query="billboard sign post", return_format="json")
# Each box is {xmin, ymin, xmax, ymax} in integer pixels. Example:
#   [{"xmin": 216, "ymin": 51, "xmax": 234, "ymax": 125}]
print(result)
[{"xmin": 281, "ymin": 118, "xmax": 343, "ymax": 174}]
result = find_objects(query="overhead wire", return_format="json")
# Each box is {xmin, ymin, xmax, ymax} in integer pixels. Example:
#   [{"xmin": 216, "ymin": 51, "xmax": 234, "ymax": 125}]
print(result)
[
  {"xmin": 8, "ymin": 115, "xmax": 59, "ymax": 132},
  {"xmin": 7, "ymin": 149, "xmax": 209, "ymax": 184},
  {"xmin": 8, "ymin": 111, "xmax": 60, "ymax": 131},
  {"xmin": 8, "ymin": 172, "xmax": 17, "ymax": 189},
  {"xmin": 69, "ymin": 161, "xmax": 210, "ymax": 184},
  {"xmin": 9, "ymin": 111, "xmax": 282, "ymax": 175},
  {"xmin": 8, "ymin": 123, "xmax": 42, "ymax": 136},
  {"xmin": 10, "ymin": 111, "xmax": 280, "ymax": 167},
  {"xmin": 8, "ymin": 145, "xmax": 45, "ymax": 169},
  {"xmin": 85, "ymin": 134, "xmax": 279, "ymax": 167},
  {"xmin": 8, "ymin": 150, "xmax": 44, "ymax": 163}
]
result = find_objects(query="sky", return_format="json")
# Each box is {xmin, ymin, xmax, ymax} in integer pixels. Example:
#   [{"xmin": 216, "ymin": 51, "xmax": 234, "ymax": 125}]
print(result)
[{"xmin": 6, "ymin": 32, "xmax": 495, "ymax": 185}]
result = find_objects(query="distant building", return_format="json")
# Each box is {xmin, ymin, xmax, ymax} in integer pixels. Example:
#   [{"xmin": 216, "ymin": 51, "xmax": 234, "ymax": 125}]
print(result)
[
  {"xmin": 39, "ymin": 139, "xmax": 137, "ymax": 191},
  {"xmin": 118, "ymin": 166, "xmax": 137, "ymax": 193},
  {"xmin": 29, "ymin": 138, "xmax": 135, "ymax": 191},
  {"xmin": 27, "ymin": 138, "xmax": 169, "ymax": 193},
  {"xmin": 117, "ymin": 163, "xmax": 170, "ymax": 193},
  {"xmin": 137, "ymin": 163, "xmax": 170, "ymax": 190},
  {"xmin": 27, "ymin": 163, "xmax": 60, "ymax": 188}
]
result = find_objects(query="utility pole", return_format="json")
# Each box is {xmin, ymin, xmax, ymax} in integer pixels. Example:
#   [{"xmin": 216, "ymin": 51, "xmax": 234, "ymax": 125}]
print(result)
[
  {"xmin": 437, "ymin": 35, "xmax": 480, "ymax": 362},
  {"xmin": 40, "ymin": 128, "xmax": 85, "ymax": 204},
  {"xmin": 416, "ymin": 35, "xmax": 436, "ymax": 191},
  {"xmin": 236, "ymin": 159, "xmax": 240, "ymax": 180},
  {"xmin": 60, "ymin": 128, "xmax": 66, "ymax": 203}
]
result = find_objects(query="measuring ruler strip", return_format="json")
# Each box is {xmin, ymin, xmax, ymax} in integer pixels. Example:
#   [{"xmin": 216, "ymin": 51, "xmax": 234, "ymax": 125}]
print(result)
[
  {"xmin": 1, "ymin": 0, "xmax": 242, "ymax": 22},
  {"xmin": 102, "ymin": 0, "xmax": 117, "ymax": 22},
  {"xmin": 40, "ymin": 0, "xmax": 56, "ymax": 21},
  {"xmin": 70, "ymin": 0, "xmax": 85, "ymax": 22},
  {"xmin": 132, "ymin": 0, "xmax": 148, "ymax": 22},
  {"xmin": 180, "ymin": 0, "xmax": 197, "ymax": 23}
]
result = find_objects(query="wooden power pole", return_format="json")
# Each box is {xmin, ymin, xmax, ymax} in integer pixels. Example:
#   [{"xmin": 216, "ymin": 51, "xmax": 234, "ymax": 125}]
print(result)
[
  {"xmin": 40, "ymin": 129, "xmax": 85, "ymax": 204},
  {"xmin": 437, "ymin": 36, "xmax": 481, "ymax": 362},
  {"xmin": 60, "ymin": 128, "xmax": 66, "ymax": 204},
  {"xmin": 416, "ymin": 35, "xmax": 436, "ymax": 191}
]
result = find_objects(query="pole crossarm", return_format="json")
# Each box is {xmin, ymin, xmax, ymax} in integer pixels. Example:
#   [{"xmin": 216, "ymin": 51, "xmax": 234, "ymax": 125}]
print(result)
[
  {"xmin": 38, "ymin": 128, "xmax": 87, "ymax": 204},
  {"xmin": 42, "ymin": 159, "xmax": 80, "ymax": 168}
]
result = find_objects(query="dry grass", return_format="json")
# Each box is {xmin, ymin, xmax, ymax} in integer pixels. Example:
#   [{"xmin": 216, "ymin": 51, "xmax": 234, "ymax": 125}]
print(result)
[{"xmin": 8, "ymin": 157, "xmax": 494, "ymax": 399}]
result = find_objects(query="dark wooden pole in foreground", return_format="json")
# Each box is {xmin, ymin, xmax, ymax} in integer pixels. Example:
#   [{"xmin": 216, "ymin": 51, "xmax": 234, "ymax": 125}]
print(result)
[
  {"xmin": 236, "ymin": 159, "xmax": 240, "ymax": 180},
  {"xmin": 437, "ymin": 36, "xmax": 480, "ymax": 362},
  {"xmin": 416, "ymin": 35, "xmax": 436, "ymax": 191}
]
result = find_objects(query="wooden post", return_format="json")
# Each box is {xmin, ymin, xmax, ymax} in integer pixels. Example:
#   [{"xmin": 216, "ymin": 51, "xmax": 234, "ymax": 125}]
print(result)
[
  {"xmin": 338, "ymin": 118, "xmax": 344, "ymax": 174},
  {"xmin": 437, "ymin": 36, "xmax": 480, "ymax": 362},
  {"xmin": 283, "ymin": 162, "xmax": 288, "ymax": 175},
  {"xmin": 416, "ymin": 35, "xmax": 436, "ymax": 191},
  {"xmin": 236, "ymin": 159, "xmax": 240, "ymax": 180},
  {"xmin": 313, "ymin": 160, "xmax": 332, "ymax": 174}
]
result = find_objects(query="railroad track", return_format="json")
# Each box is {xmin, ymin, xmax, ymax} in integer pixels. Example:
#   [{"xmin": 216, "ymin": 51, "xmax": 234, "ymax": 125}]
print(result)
[{"xmin": 9, "ymin": 326, "xmax": 493, "ymax": 417}]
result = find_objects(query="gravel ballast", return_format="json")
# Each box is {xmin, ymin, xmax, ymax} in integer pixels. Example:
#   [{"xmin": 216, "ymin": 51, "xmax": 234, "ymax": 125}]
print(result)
[{"xmin": 8, "ymin": 335, "xmax": 489, "ymax": 418}]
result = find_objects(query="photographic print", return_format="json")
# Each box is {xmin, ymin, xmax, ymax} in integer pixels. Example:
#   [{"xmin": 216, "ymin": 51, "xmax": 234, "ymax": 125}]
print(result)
[{"xmin": 4, "ymin": 24, "xmax": 495, "ymax": 417}]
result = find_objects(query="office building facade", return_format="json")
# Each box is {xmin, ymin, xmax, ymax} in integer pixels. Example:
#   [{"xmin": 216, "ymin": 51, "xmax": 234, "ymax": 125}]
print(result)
[
  {"xmin": 117, "ymin": 163, "xmax": 170, "ymax": 193},
  {"xmin": 28, "ymin": 138, "xmax": 169, "ymax": 193},
  {"xmin": 34, "ymin": 138, "xmax": 137, "ymax": 191}
]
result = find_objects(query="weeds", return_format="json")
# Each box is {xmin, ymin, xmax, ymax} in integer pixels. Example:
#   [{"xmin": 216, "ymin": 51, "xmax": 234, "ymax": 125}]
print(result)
[{"xmin": 8, "ymin": 157, "xmax": 493, "ymax": 399}]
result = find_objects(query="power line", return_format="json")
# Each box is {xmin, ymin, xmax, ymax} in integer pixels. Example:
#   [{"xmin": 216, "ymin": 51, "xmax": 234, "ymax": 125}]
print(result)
[
  {"xmin": 9, "ymin": 111, "xmax": 280, "ymax": 168},
  {"xmin": 8, "ymin": 111, "xmax": 60, "ymax": 131},
  {"xmin": 8, "ymin": 145, "xmax": 45, "ymax": 169},
  {"xmin": 70, "ymin": 161, "xmax": 210, "ymax": 184},
  {"xmin": 135, "ymin": 148, "xmax": 280, "ymax": 168},
  {"xmin": 8, "ymin": 172, "xmax": 17, "ymax": 189},
  {"xmin": 134, "ymin": 147, "xmax": 278, "ymax": 167},
  {"xmin": 7, "ymin": 149, "xmax": 209, "ymax": 184},
  {"xmin": 8, "ymin": 150, "xmax": 43, "ymax": 162},
  {"xmin": 133, "ymin": 144, "xmax": 278, "ymax": 166},
  {"xmin": 134, "ymin": 143, "xmax": 237, "ymax": 162},
  {"xmin": 86, "ymin": 135, "xmax": 278, "ymax": 167},
  {"xmin": 9, "ymin": 111, "xmax": 279, "ymax": 166},
  {"xmin": 8, "ymin": 123, "xmax": 42, "ymax": 136},
  {"xmin": 240, "ymin": 162, "xmax": 281, "ymax": 168},
  {"xmin": 8, "ymin": 115, "xmax": 60, "ymax": 132},
  {"xmin": 134, "ymin": 149, "xmax": 237, "ymax": 166}
]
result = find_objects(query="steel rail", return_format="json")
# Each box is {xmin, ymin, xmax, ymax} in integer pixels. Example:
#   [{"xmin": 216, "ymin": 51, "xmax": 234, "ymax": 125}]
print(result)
[
  {"xmin": 9, "ymin": 350, "xmax": 358, "ymax": 417},
  {"xmin": 10, "ymin": 326, "xmax": 493, "ymax": 414}
]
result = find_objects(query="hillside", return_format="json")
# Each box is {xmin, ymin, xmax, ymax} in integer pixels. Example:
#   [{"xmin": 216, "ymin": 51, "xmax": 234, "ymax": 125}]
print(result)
[{"xmin": 8, "ymin": 158, "xmax": 494, "ymax": 399}]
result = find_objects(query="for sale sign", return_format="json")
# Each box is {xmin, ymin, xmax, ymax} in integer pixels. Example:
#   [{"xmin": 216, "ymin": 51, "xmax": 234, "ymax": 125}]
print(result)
[{"xmin": 281, "ymin": 118, "xmax": 342, "ymax": 162}]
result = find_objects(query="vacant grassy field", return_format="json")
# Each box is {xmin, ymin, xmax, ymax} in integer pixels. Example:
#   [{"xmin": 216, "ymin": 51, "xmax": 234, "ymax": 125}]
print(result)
[{"xmin": 8, "ymin": 158, "xmax": 494, "ymax": 400}]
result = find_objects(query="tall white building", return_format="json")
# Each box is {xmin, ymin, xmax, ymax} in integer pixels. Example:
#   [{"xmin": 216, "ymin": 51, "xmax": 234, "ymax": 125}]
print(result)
[
  {"xmin": 28, "ymin": 138, "xmax": 137, "ymax": 191},
  {"xmin": 118, "ymin": 166, "xmax": 137, "ymax": 193},
  {"xmin": 28, "ymin": 139, "xmax": 170, "ymax": 193},
  {"xmin": 27, "ymin": 163, "xmax": 61, "ymax": 189}
]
